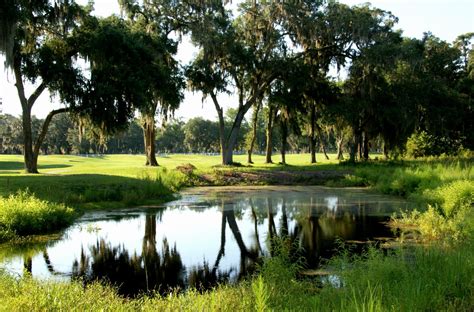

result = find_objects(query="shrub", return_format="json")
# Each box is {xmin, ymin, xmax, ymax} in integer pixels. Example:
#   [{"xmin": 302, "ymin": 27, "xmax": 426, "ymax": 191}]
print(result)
[
  {"xmin": 436, "ymin": 180, "xmax": 473, "ymax": 217},
  {"xmin": 406, "ymin": 131, "xmax": 463, "ymax": 158}
]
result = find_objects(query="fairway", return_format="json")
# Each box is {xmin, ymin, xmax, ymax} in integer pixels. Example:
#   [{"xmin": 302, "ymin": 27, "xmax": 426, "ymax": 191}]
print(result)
[
  {"xmin": 0, "ymin": 153, "xmax": 342, "ymax": 176},
  {"xmin": 0, "ymin": 153, "xmax": 347, "ymax": 211}
]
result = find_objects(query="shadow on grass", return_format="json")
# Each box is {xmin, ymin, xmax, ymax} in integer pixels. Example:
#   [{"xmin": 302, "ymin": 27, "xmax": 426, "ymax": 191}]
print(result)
[
  {"xmin": 0, "ymin": 173, "xmax": 177, "ymax": 210},
  {"xmin": 0, "ymin": 161, "xmax": 73, "ymax": 171}
]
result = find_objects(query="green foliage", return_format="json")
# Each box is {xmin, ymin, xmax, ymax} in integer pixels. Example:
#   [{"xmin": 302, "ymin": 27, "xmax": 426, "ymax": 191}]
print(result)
[
  {"xmin": 252, "ymin": 276, "xmax": 269, "ymax": 312},
  {"xmin": 395, "ymin": 205, "xmax": 472, "ymax": 242},
  {"xmin": 183, "ymin": 117, "xmax": 220, "ymax": 153},
  {"xmin": 406, "ymin": 131, "xmax": 464, "ymax": 158},
  {"xmin": 349, "ymin": 281, "xmax": 383, "ymax": 312},
  {"xmin": 322, "ymin": 244, "xmax": 474, "ymax": 311},
  {"xmin": 428, "ymin": 180, "xmax": 474, "ymax": 217},
  {"xmin": 0, "ymin": 190, "xmax": 75, "ymax": 239},
  {"xmin": 325, "ymin": 174, "xmax": 368, "ymax": 187},
  {"xmin": 156, "ymin": 120, "xmax": 186, "ymax": 153},
  {"xmin": 351, "ymin": 158, "xmax": 473, "ymax": 241},
  {"xmin": 0, "ymin": 272, "xmax": 134, "ymax": 311},
  {"xmin": 393, "ymin": 178, "xmax": 473, "ymax": 242}
]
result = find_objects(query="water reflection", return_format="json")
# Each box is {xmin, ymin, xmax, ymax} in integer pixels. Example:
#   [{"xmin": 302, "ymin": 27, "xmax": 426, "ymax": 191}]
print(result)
[
  {"xmin": 0, "ymin": 186, "xmax": 411, "ymax": 297},
  {"xmin": 70, "ymin": 213, "xmax": 185, "ymax": 297}
]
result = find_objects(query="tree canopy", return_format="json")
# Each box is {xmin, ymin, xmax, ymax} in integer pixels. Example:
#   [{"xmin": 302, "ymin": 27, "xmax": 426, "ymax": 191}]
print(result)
[{"xmin": 1, "ymin": 0, "xmax": 472, "ymax": 168}]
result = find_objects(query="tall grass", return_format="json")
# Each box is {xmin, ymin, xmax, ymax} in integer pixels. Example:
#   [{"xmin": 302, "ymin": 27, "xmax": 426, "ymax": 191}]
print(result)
[
  {"xmin": 353, "ymin": 159, "xmax": 472, "ymax": 201},
  {"xmin": 1, "ymin": 240, "xmax": 472, "ymax": 311},
  {"xmin": 325, "ymin": 243, "xmax": 474, "ymax": 311},
  {"xmin": 0, "ymin": 191, "xmax": 75, "ymax": 242},
  {"xmin": 351, "ymin": 158, "xmax": 473, "ymax": 241},
  {"xmin": 0, "ymin": 168, "xmax": 188, "ymax": 242}
]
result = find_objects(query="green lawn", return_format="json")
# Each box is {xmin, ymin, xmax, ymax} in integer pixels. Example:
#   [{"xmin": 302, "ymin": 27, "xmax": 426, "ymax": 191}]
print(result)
[
  {"xmin": 0, "ymin": 153, "xmax": 345, "ymax": 208},
  {"xmin": 0, "ymin": 153, "xmax": 342, "ymax": 175},
  {"xmin": 0, "ymin": 153, "xmax": 346, "ymax": 239}
]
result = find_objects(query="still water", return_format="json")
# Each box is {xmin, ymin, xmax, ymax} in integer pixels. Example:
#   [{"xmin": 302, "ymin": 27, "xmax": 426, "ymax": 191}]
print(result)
[{"xmin": 0, "ymin": 186, "xmax": 412, "ymax": 296}]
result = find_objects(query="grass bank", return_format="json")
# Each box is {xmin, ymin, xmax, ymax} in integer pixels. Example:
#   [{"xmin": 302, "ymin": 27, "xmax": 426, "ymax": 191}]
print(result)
[
  {"xmin": 0, "ymin": 155, "xmax": 198, "ymax": 242},
  {"xmin": 345, "ymin": 158, "xmax": 474, "ymax": 242},
  {"xmin": 0, "ymin": 153, "xmax": 341, "ymax": 242}
]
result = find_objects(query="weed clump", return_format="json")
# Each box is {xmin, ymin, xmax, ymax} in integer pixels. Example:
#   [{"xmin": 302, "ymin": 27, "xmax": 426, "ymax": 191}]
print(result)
[
  {"xmin": 0, "ymin": 190, "xmax": 75, "ymax": 240},
  {"xmin": 350, "ymin": 158, "xmax": 473, "ymax": 241}
]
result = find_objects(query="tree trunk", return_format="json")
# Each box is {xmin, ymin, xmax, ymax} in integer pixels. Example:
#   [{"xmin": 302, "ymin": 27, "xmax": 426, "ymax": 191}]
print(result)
[
  {"xmin": 316, "ymin": 124, "xmax": 329, "ymax": 160},
  {"xmin": 14, "ymin": 56, "xmax": 47, "ymax": 174},
  {"xmin": 320, "ymin": 142, "xmax": 330, "ymax": 160},
  {"xmin": 13, "ymin": 57, "xmax": 46, "ymax": 173},
  {"xmin": 358, "ymin": 131, "xmax": 363, "ymax": 160},
  {"xmin": 280, "ymin": 119, "xmax": 288, "ymax": 165},
  {"xmin": 34, "ymin": 108, "xmax": 68, "ymax": 159},
  {"xmin": 349, "ymin": 133, "xmax": 359, "ymax": 163},
  {"xmin": 265, "ymin": 106, "xmax": 276, "ymax": 164},
  {"xmin": 215, "ymin": 108, "xmax": 246, "ymax": 166},
  {"xmin": 143, "ymin": 114, "xmax": 158, "ymax": 166},
  {"xmin": 217, "ymin": 109, "xmax": 227, "ymax": 165},
  {"xmin": 336, "ymin": 137, "xmax": 344, "ymax": 160},
  {"xmin": 210, "ymin": 88, "xmax": 259, "ymax": 165},
  {"xmin": 309, "ymin": 105, "xmax": 317, "ymax": 163},
  {"xmin": 15, "ymin": 55, "xmax": 37, "ymax": 173},
  {"xmin": 247, "ymin": 100, "xmax": 261, "ymax": 164},
  {"xmin": 363, "ymin": 132, "xmax": 369, "ymax": 161},
  {"xmin": 22, "ymin": 107, "xmax": 38, "ymax": 173},
  {"xmin": 211, "ymin": 93, "xmax": 230, "ymax": 165},
  {"xmin": 383, "ymin": 142, "xmax": 389, "ymax": 160},
  {"xmin": 223, "ymin": 109, "xmax": 247, "ymax": 165}
]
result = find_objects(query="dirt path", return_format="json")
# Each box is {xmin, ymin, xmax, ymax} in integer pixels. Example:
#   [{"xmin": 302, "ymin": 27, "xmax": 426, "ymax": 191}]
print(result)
[{"xmin": 199, "ymin": 169, "xmax": 352, "ymax": 186}]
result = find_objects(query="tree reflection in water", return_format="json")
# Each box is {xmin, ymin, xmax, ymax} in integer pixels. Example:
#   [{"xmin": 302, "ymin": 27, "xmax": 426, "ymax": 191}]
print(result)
[
  {"xmin": 72, "ymin": 213, "xmax": 185, "ymax": 297},
  {"xmin": 189, "ymin": 199, "xmax": 260, "ymax": 291},
  {"xmin": 8, "ymin": 188, "xmax": 400, "ymax": 298},
  {"xmin": 70, "ymin": 206, "xmax": 260, "ymax": 297},
  {"xmin": 8, "ymin": 191, "xmax": 392, "ymax": 297}
]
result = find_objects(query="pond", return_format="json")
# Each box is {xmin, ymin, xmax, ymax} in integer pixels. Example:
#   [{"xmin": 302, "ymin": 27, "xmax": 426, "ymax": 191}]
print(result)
[{"xmin": 0, "ymin": 186, "xmax": 413, "ymax": 297}]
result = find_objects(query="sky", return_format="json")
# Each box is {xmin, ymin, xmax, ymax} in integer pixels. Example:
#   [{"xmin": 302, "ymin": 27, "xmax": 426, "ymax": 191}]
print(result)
[{"xmin": 1, "ymin": 0, "xmax": 473, "ymax": 122}]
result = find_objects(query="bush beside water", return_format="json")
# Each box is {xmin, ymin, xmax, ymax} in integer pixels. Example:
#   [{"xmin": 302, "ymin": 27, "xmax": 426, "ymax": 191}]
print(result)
[
  {"xmin": 0, "ymin": 169, "xmax": 189, "ymax": 244},
  {"xmin": 0, "ymin": 191, "xmax": 75, "ymax": 242}
]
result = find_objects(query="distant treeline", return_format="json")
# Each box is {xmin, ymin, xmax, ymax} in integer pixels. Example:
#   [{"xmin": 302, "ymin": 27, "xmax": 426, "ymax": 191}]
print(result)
[{"xmin": 0, "ymin": 109, "xmax": 373, "ymax": 156}]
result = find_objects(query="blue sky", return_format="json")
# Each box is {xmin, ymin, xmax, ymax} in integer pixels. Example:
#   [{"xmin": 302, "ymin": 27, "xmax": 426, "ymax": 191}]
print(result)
[
  {"xmin": 344, "ymin": 0, "xmax": 474, "ymax": 42},
  {"xmin": 1, "ymin": 0, "xmax": 473, "ymax": 120}
]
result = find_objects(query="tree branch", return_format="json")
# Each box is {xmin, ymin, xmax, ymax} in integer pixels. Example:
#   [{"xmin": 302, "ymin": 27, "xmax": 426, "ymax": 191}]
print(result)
[
  {"xmin": 27, "ymin": 82, "xmax": 47, "ymax": 110},
  {"xmin": 33, "ymin": 108, "xmax": 69, "ymax": 156},
  {"xmin": 13, "ymin": 56, "xmax": 28, "ymax": 109}
]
